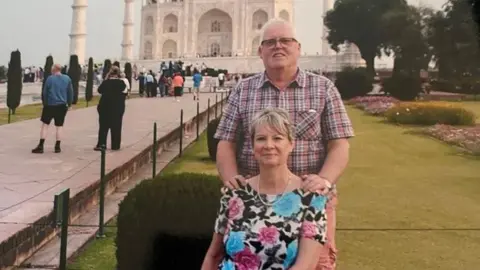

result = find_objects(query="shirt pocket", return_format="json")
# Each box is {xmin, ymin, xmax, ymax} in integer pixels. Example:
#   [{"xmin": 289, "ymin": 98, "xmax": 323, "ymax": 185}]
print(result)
[{"xmin": 295, "ymin": 110, "xmax": 321, "ymax": 141}]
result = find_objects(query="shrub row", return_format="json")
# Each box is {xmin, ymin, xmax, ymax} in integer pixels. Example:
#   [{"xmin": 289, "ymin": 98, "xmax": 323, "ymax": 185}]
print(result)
[
  {"xmin": 385, "ymin": 102, "xmax": 477, "ymax": 126},
  {"xmin": 116, "ymin": 173, "xmax": 222, "ymax": 270}
]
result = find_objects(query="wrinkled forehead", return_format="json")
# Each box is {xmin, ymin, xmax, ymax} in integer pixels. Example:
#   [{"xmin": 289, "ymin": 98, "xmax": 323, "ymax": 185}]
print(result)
[{"xmin": 263, "ymin": 23, "xmax": 295, "ymax": 39}]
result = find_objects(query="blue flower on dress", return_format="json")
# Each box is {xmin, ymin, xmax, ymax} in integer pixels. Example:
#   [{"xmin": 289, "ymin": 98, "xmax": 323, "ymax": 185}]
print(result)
[
  {"xmin": 226, "ymin": 231, "xmax": 246, "ymax": 256},
  {"xmin": 283, "ymin": 240, "xmax": 298, "ymax": 268},
  {"xmin": 221, "ymin": 260, "xmax": 235, "ymax": 270},
  {"xmin": 310, "ymin": 195, "xmax": 327, "ymax": 211},
  {"xmin": 273, "ymin": 192, "xmax": 302, "ymax": 217}
]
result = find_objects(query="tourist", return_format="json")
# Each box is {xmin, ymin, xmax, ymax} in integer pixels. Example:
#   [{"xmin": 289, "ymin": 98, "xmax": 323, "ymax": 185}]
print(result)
[
  {"xmin": 172, "ymin": 72, "xmax": 184, "ymax": 102},
  {"xmin": 32, "ymin": 64, "xmax": 73, "ymax": 154},
  {"xmin": 192, "ymin": 69, "xmax": 203, "ymax": 101},
  {"xmin": 120, "ymin": 72, "xmax": 131, "ymax": 96},
  {"xmin": 202, "ymin": 108, "xmax": 328, "ymax": 270},
  {"xmin": 158, "ymin": 73, "xmax": 167, "ymax": 97},
  {"xmin": 94, "ymin": 66, "xmax": 127, "ymax": 151},
  {"xmin": 145, "ymin": 70, "xmax": 155, "ymax": 97},
  {"xmin": 214, "ymin": 18, "xmax": 354, "ymax": 270},
  {"xmin": 218, "ymin": 71, "xmax": 225, "ymax": 88},
  {"xmin": 137, "ymin": 72, "xmax": 146, "ymax": 96}
]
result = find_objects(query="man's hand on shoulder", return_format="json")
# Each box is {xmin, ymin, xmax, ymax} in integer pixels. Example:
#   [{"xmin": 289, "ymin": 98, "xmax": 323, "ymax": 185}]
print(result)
[{"xmin": 223, "ymin": 174, "xmax": 249, "ymax": 190}]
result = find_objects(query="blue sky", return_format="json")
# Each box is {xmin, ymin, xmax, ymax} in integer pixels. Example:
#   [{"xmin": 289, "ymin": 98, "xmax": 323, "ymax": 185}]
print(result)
[{"xmin": 0, "ymin": 0, "xmax": 445, "ymax": 66}]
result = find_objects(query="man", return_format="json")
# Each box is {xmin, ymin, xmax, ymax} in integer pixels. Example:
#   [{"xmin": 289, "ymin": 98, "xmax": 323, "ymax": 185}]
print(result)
[
  {"xmin": 32, "ymin": 64, "xmax": 73, "ymax": 154},
  {"xmin": 192, "ymin": 69, "xmax": 203, "ymax": 101},
  {"xmin": 214, "ymin": 18, "xmax": 354, "ymax": 270}
]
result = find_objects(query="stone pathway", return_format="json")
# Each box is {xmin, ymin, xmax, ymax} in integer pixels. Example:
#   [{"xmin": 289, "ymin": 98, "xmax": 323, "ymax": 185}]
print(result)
[{"xmin": 0, "ymin": 93, "xmax": 223, "ymax": 250}]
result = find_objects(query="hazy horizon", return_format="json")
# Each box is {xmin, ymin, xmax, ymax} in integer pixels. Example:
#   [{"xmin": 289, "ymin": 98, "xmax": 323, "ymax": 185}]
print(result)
[{"xmin": 0, "ymin": 0, "xmax": 445, "ymax": 67}]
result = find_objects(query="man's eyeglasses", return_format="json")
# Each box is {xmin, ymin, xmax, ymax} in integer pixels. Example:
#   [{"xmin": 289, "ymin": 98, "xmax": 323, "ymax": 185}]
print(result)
[{"xmin": 261, "ymin": 37, "xmax": 298, "ymax": 48}]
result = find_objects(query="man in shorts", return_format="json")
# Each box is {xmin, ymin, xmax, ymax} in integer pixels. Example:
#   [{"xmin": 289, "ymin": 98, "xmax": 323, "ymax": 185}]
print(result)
[
  {"xmin": 192, "ymin": 69, "xmax": 203, "ymax": 101},
  {"xmin": 32, "ymin": 64, "xmax": 73, "ymax": 154}
]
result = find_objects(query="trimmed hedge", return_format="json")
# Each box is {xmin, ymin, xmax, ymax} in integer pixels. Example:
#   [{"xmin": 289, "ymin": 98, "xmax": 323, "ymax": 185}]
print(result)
[
  {"xmin": 383, "ymin": 73, "xmax": 423, "ymax": 101},
  {"xmin": 207, "ymin": 118, "xmax": 220, "ymax": 161},
  {"xmin": 335, "ymin": 67, "xmax": 373, "ymax": 99},
  {"xmin": 116, "ymin": 173, "xmax": 222, "ymax": 270},
  {"xmin": 385, "ymin": 102, "xmax": 477, "ymax": 126}
]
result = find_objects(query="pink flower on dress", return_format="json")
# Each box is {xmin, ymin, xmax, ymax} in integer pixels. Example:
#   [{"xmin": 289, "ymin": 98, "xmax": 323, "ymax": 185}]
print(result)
[
  {"xmin": 258, "ymin": 226, "xmax": 279, "ymax": 245},
  {"xmin": 234, "ymin": 247, "xmax": 260, "ymax": 270},
  {"xmin": 301, "ymin": 221, "xmax": 317, "ymax": 239},
  {"xmin": 228, "ymin": 197, "xmax": 245, "ymax": 220}
]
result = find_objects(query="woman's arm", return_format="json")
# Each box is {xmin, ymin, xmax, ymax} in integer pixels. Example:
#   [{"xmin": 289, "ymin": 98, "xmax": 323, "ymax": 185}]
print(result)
[
  {"xmin": 290, "ymin": 238, "xmax": 322, "ymax": 270},
  {"xmin": 292, "ymin": 195, "xmax": 328, "ymax": 270},
  {"xmin": 201, "ymin": 233, "xmax": 225, "ymax": 270}
]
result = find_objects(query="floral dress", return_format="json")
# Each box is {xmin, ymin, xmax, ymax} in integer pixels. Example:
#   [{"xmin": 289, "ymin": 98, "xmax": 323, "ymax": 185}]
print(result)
[{"xmin": 214, "ymin": 184, "xmax": 327, "ymax": 270}]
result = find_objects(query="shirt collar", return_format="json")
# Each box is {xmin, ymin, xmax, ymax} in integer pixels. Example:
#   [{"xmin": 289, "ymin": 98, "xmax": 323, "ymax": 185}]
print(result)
[{"xmin": 256, "ymin": 68, "xmax": 306, "ymax": 90}]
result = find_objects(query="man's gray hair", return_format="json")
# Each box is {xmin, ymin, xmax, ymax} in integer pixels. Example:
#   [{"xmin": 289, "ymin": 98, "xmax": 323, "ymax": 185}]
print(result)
[
  {"xmin": 250, "ymin": 107, "xmax": 295, "ymax": 143},
  {"xmin": 259, "ymin": 18, "xmax": 297, "ymax": 42}
]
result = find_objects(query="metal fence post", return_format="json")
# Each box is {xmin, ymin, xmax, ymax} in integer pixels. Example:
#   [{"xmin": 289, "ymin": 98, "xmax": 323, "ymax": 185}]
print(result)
[
  {"xmin": 207, "ymin": 98, "xmax": 211, "ymax": 124},
  {"xmin": 220, "ymin": 92, "xmax": 224, "ymax": 115},
  {"xmin": 215, "ymin": 94, "xmax": 218, "ymax": 119},
  {"xmin": 97, "ymin": 149, "xmax": 106, "ymax": 238},
  {"xmin": 179, "ymin": 109, "xmax": 184, "ymax": 157},
  {"xmin": 152, "ymin": 122, "xmax": 157, "ymax": 179},
  {"xmin": 196, "ymin": 101, "xmax": 200, "ymax": 141},
  {"xmin": 56, "ymin": 189, "xmax": 70, "ymax": 270}
]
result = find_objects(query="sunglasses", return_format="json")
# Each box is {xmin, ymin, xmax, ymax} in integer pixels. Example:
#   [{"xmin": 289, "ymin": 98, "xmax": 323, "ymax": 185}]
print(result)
[{"xmin": 261, "ymin": 37, "xmax": 298, "ymax": 48}]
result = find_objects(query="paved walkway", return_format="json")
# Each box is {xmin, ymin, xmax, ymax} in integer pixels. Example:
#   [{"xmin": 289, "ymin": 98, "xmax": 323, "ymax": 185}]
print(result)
[{"xmin": 0, "ymin": 93, "xmax": 222, "ymax": 242}]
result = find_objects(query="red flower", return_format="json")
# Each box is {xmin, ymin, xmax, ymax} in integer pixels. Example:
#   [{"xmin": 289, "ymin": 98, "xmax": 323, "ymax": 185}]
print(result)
[
  {"xmin": 234, "ymin": 248, "xmax": 260, "ymax": 270},
  {"xmin": 258, "ymin": 226, "xmax": 279, "ymax": 245},
  {"xmin": 228, "ymin": 197, "xmax": 245, "ymax": 220}
]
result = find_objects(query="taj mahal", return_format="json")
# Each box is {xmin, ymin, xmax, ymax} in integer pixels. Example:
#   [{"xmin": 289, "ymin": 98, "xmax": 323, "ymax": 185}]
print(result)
[{"xmin": 69, "ymin": 0, "xmax": 365, "ymax": 73}]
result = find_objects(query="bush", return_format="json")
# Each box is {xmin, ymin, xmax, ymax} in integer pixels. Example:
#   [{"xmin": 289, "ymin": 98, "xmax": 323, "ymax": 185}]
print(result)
[
  {"xmin": 335, "ymin": 67, "xmax": 373, "ymax": 100},
  {"xmin": 207, "ymin": 118, "xmax": 220, "ymax": 161},
  {"xmin": 383, "ymin": 73, "xmax": 423, "ymax": 101},
  {"xmin": 385, "ymin": 102, "xmax": 477, "ymax": 126},
  {"xmin": 116, "ymin": 173, "xmax": 222, "ymax": 270}
]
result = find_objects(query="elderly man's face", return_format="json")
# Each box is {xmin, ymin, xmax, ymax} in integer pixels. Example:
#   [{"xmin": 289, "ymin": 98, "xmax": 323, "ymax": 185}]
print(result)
[{"xmin": 258, "ymin": 23, "xmax": 301, "ymax": 70}]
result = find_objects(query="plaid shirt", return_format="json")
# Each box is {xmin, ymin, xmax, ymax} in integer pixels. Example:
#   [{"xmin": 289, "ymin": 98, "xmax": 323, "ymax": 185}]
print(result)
[{"xmin": 215, "ymin": 69, "xmax": 354, "ymax": 177}]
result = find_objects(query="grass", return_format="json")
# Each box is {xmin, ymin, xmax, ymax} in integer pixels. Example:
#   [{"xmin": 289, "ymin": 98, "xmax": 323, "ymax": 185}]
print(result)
[{"xmin": 68, "ymin": 107, "xmax": 480, "ymax": 270}]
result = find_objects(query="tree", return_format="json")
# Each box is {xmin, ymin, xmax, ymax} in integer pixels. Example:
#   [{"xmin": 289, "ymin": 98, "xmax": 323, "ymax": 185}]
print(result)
[
  {"xmin": 67, "ymin": 55, "xmax": 81, "ymax": 104},
  {"xmin": 0, "ymin": 66, "xmax": 6, "ymax": 81},
  {"xmin": 7, "ymin": 50, "xmax": 22, "ymax": 116},
  {"xmin": 124, "ymin": 62, "xmax": 133, "ymax": 90},
  {"xmin": 85, "ymin": 57, "xmax": 94, "ymax": 106},
  {"xmin": 102, "ymin": 59, "xmax": 112, "ymax": 79},
  {"xmin": 42, "ymin": 55, "xmax": 54, "ymax": 105},
  {"xmin": 324, "ymin": 0, "xmax": 407, "ymax": 76},
  {"xmin": 113, "ymin": 61, "xmax": 120, "ymax": 68},
  {"xmin": 383, "ymin": 5, "xmax": 433, "ymax": 75}
]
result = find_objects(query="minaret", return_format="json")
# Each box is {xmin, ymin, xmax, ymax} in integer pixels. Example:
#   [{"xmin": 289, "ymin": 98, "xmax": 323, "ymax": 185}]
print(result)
[
  {"xmin": 69, "ymin": 0, "xmax": 88, "ymax": 64},
  {"xmin": 122, "ymin": 0, "xmax": 135, "ymax": 61},
  {"xmin": 322, "ymin": 0, "xmax": 335, "ymax": 56}
]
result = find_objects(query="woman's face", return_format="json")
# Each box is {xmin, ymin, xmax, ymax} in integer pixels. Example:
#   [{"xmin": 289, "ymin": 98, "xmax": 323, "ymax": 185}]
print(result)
[{"xmin": 253, "ymin": 125, "xmax": 293, "ymax": 167}]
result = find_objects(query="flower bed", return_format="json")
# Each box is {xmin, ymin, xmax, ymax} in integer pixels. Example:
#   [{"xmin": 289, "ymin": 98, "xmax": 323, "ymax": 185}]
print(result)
[
  {"xmin": 348, "ymin": 96, "xmax": 399, "ymax": 116},
  {"xmin": 420, "ymin": 124, "xmax": 480, "ymax": 155},
  {"xmin": 385, "ymin": 102, "xmax": 477, "ymax": 126}
]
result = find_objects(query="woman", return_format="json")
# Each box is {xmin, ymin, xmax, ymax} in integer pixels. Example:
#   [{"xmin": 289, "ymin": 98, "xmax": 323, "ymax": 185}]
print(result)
[
  {"xmin": 172, "ymin": 72, "xmax": 184, "ymax": 102},
  {"xmin": 202, "ymin": 108, "xmax": 327, "ymax": 270},
  {"xmin": 94, "ymin": 66, "xmax": 127, "ymax": 151}
]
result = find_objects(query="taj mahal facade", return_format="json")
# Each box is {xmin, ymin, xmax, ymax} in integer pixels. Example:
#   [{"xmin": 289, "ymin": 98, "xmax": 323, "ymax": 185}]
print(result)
[{"xmin": 69, "ymin": 0, "xmax": 365, "ymax": 73}]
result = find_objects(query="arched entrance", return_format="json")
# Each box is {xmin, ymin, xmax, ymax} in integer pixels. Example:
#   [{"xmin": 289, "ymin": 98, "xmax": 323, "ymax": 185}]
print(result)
[
  {"xmin": 197, "ymin": 9, "xmax": 233, "ymax": 57},
  {"xmin": 162, "ymin": 39, "xmax": 177, "ymax": 58},
  {"xmin": 279, "ymin": 10, "xmax": 290, "ymax": 22}
]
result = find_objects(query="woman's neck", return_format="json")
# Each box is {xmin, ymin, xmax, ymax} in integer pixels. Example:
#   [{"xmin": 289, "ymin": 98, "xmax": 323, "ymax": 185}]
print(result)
[{"xmin": 258, "ymin": 165, "xmax": 291, "ymax": 194}]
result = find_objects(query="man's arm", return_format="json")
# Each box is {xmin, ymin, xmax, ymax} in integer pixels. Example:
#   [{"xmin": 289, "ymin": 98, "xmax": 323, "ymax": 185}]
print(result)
[
  {"xmin": 319, "ymin": 80, "xmax": 354, "ymax": 185},
  {"xmin": 214, "ymin": 83, "xmax": 244, "ymax": 189}
]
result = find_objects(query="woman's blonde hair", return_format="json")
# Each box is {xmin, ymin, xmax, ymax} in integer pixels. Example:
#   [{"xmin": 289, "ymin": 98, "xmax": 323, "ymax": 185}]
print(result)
[{"xmin": 250, "ymin": 107, "xmax": 294, "ymax": 142}]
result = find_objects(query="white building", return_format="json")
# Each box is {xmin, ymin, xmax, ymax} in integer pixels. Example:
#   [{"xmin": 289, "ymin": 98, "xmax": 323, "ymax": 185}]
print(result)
[{"xmin": 69, "ymin": 0, "xmax": 365, "ymax": 73}]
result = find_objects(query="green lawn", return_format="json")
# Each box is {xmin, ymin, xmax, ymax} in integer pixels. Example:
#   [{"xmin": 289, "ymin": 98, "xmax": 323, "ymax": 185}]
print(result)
[{"xmin": 68, "ymin": 107, "xmax": 480, "ymax": 270}]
